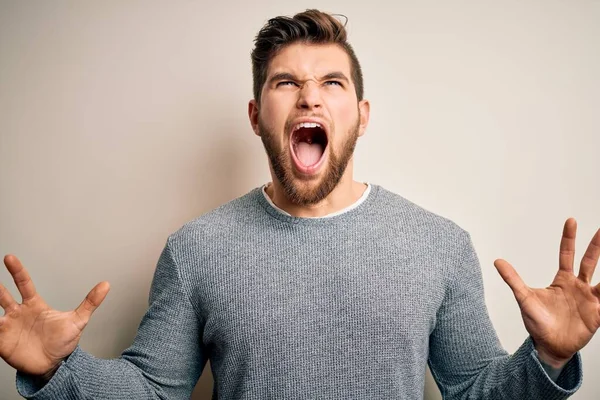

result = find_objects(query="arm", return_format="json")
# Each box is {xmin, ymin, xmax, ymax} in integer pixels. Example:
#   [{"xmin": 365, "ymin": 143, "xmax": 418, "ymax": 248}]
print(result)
[
  {"xmin": 428, "ymin": 231, "xmax": 582, "ymax": 399},
  {"xmin": 15, "ymin": 237, "xmax": 207, "ymax": 399}
]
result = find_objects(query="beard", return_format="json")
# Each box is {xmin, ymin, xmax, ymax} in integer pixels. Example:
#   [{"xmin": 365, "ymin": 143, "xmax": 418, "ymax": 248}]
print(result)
[{"xmin": 258, "ymin": 113, "xmax": 360, "ymax": 206}]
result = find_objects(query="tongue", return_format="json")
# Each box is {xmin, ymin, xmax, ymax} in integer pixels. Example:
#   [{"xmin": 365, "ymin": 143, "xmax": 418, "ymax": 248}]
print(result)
[{"xmin": 295, "ymin": 142, "xmax": 324, "ymax": 166}]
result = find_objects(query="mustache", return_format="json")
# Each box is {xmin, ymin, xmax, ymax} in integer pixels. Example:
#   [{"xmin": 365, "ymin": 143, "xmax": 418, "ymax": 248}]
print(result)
[
  {"xmin": 258, "ymin": 114, "xmax": 331, "ymax": 137},
  {"xmin": 283, "ymin": 114, "xmax": 329, "ymax": 134}
]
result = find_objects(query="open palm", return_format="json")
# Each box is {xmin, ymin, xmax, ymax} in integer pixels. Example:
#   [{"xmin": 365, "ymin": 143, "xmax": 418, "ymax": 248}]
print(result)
[
  {"xmin": 495, "ymin": 218, "xmax": 600, "ymax": 366},
  {"xmin": 0, "ymin": 255, "xmax": 110, "ymax": 376}
]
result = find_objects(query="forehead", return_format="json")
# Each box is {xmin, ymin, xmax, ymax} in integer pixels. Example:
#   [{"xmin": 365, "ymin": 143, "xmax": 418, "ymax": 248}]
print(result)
[{"xmin": 267, "ymin": 42, "xmax": 352, "ymax": 78}]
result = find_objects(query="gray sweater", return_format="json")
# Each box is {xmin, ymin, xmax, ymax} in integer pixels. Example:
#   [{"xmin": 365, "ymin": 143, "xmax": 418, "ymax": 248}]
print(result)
[{"xmin": 16, "ymin": 185, "xmax": 582, "ymax": 399}]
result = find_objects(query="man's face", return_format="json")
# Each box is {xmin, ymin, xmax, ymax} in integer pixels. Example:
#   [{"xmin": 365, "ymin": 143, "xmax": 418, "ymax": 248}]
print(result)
[{"xmin": 249, "ymin": 42, "xmax": 369, "ymax": 205}]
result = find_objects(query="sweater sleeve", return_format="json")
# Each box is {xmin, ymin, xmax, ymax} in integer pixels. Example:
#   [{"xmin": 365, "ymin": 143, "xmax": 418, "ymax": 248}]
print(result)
[
  {"xmin": 427, "ymin": 232, "xmax": 583, "ymax": 399},
  {"xmin": 15, "ymin": 237, "xmax": 207, "ymax": 399}
]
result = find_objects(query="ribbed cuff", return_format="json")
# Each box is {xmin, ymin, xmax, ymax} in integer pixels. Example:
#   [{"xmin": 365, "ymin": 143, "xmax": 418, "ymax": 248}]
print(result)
[
  {"xmin": 16, "ymin": 346, "xmax": 87, "ymax": 399},
  {"xmin": 524, "ymin": 337, "xmax": 582, "ymax": 399}
]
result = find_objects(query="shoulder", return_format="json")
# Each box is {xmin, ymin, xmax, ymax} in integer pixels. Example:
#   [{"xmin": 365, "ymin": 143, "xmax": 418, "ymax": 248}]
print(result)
[
  {"xmin": 372, "ymin": 184, "xmax": 470, "ymax": 248},
  {"xmin": 166, "ymin": 187, "xmax": 262, "ymax": 252}
]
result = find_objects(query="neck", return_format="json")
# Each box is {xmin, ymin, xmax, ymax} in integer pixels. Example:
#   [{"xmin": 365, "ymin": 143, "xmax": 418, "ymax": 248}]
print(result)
[{"xmin": 265, "ymin": 161, "xmax": 367, "ymax": 218}]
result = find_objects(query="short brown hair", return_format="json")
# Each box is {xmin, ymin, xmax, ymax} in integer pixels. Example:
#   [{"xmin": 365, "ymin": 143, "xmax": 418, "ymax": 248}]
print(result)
[{"xmin": 251, "ymin": 9, "xmax": 364, "ymax": 104}]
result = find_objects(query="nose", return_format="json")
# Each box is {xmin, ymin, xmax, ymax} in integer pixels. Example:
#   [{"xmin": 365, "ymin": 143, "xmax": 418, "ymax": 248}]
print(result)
[{"xmin": 296, "ymin": 80, "xmax": 322, "ymax": 110}]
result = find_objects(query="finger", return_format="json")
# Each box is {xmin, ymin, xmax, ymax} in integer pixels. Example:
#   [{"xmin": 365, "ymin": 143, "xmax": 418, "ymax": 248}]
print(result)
[
  {"xmin": 559, "ymin": 218, "xmax": 577, "ymax": 274},
  {"xmin": 0, "ymin": 282, "xmax": 18, "ymax": 312},
  {"xmin": 578, "ymin": 228, "xmax": 600, "ymax": 283},
  {"xmin": 3, "ymin": 254, "xmax": 37, "ymax": 301},
  {"xmin": 73, "ymin": 281, "xmax": 110, "ymax": 329},
  {"xmin": 494, "ymin": 259, "xmax": 530, "ymax": 304}
]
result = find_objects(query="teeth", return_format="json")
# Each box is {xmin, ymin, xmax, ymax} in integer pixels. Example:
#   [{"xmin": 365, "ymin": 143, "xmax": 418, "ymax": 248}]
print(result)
[{"xmin": 294, "ymin": 122, "xmax": 322, "ymax": 131}]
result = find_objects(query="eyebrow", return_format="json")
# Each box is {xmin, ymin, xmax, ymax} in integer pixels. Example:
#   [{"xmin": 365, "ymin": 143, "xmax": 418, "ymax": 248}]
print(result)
[
  {"xmin": 321, "ymin": 72, "xmax": 350, "ymax": 84},
  {"xmin": 267, "ymin": 71, "xmax": 350, "ymax": 85}
]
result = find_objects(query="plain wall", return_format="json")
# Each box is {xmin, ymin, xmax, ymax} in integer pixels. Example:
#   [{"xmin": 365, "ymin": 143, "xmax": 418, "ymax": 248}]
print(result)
[{"xmin": 1, "ymin": 1, "xmax": 598, "ymax": 399}]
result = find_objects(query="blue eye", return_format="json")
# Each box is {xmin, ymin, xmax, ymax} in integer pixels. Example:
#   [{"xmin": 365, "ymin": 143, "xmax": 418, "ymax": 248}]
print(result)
[{"xmin": 325, "ymin": 81, "xmax": 342, "ymax": 87}]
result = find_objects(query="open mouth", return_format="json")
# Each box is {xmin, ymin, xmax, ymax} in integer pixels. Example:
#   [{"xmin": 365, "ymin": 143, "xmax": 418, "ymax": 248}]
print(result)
[{"xmin": 290, "ymin": 122, "xmax": 329, "ymax": 173}]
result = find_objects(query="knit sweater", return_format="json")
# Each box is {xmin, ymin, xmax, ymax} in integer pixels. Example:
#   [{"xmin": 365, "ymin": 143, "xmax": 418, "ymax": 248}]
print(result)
[{"xmin": 16, "ymin": 184, "xmax": 583, "ymax": 399}]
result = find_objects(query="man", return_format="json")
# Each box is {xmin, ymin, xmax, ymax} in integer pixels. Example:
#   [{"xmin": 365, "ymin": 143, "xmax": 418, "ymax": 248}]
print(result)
[{"xmin": 1, "ymin": 9, "xmax": 599, "ymax": 399}]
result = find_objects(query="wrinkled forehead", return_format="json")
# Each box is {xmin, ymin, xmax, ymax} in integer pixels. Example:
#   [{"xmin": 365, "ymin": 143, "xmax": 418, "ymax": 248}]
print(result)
[{"xmin": 266, "ymin": 42, "xmax": 353, "ymax": 80}]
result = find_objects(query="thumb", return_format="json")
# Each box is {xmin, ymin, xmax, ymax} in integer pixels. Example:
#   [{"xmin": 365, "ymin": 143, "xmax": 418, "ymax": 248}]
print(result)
[
  {"xmin": 494, "ymin": 259, "xmax": 529, "ymax": 304},
  {"xmin": 73, "ymin": 281, "xmax": 110, "ymax": 330}
]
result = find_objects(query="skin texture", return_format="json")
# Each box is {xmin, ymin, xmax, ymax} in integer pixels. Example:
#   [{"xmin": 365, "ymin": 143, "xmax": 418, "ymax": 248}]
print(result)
[
  {"xmin": 495, "ymin": 219, "xmax": 600, "ymax": 368},
  {"xmin": 0, "ymin": 42, "xmax": 598, "ymax": 386},
  {"xmin": 248, "ymin": 42, "xmax": 370, "ymax": 218},
  {"xmin": 0, "ymin": 254, "xmax": 109, "ymax": 377}
]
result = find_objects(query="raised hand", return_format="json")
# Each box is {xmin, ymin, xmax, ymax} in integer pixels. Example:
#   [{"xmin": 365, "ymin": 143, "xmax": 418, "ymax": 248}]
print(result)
[
  {"xmin": 0, "ymin": 254, "xmax": 110, "ymax": 376},
  {"xmin": 494, "ymin": 218, "xmax": 600, "ymax": 367}
]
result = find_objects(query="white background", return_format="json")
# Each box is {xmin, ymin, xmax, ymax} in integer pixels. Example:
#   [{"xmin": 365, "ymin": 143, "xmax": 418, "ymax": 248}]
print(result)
[{"xmin": 1, "ymin": 1, "xmax": 598, "ymax": 399}]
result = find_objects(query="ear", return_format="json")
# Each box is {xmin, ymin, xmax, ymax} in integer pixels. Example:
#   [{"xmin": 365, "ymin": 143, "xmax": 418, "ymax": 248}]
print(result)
[
  {"xmin": 357, "ymin": 99, "xmax": 370, "ymax": 137},
  {"xmin": 248, "ymin": 99, "xmax": 260, "ymax": 136}
]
